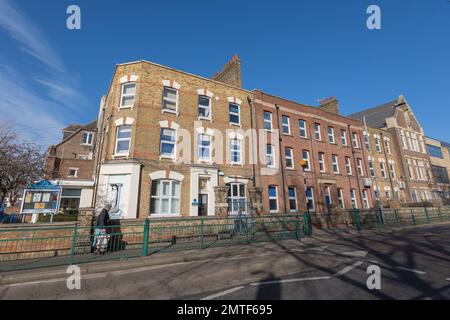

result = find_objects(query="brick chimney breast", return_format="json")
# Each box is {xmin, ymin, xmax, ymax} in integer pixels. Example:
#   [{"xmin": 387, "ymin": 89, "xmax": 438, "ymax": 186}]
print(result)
[
  {"xmin": 319, "ymin": 96, "xmax": 339, "ymax": 115},
  {"xmin": 212, "ymin": 54, "xmax": 242, "ymax": 88}
]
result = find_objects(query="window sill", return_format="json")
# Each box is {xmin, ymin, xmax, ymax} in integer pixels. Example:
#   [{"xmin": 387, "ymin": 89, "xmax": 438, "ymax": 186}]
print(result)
[
  {"xmin": 230, "ymin": 163, "xmax": 244, "ymax": 167},
  {"xmin": 198, "ymin": 159, "xmax": 214, "ymax": 165},
  {"xmin": 230, "ymin": 122, "xmax": 242, "ymax": 128},
  {"xmin": 119, "ymin": 106, "xmax": 134, "ymax": 110},
  {"xmin": 113, "ymin": 153, "xmax": 130, "ymax": 159},
  {"xmin": 198, "ymin": 116, "xmax": 212, "ymax": 122},
  {"xmin": 159, "ymin": 155, "xmax": 176, "ymax": 161},
  {"xmin": 81, "ymin": 143, "xmax": 93, "ymax": 147},
  {"xmin": 162, "ymin": 109, "xmax": 179, "ymax": 116}
]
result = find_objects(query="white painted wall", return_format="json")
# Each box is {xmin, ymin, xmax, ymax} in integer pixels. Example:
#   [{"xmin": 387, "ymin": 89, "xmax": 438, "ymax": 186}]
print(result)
[{"xmin": 98, "ymin": 163, "xmax": 141, "ymax": 219}]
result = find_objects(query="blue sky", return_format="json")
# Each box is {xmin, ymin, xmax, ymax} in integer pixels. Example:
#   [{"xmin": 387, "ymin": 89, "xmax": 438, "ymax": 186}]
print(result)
[{"xmin": 0, "ymin": 0, "xmax": 449, "ymax": 145}]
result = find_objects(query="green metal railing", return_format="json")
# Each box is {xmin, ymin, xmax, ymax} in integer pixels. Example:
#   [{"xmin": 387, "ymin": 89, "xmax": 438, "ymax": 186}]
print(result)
[
  {"xmin": 352, "ymin": 206, "xmax": 450, "ymax": 231},
  {"xmin": 0, "ymin": 214, "xmax": 305, "ymax": 272},
  {"xmin": 1, "ymin": 207, "xmax": 449, "ymax": 272}
]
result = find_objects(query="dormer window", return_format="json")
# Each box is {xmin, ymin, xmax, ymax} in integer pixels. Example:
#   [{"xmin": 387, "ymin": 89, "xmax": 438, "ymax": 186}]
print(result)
[{"xmin": 82, "ymin": 132, "xmax": 93, "ymax": 145}]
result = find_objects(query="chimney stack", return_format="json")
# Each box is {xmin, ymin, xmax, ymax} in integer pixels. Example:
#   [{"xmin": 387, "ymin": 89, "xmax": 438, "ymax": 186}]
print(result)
[
  {"xmin": 319, "ymin": 96, "xmax": 339, "ymax": 114},
  {"xmin": 212, "ymin": 54, "xmax": 242, "ymax": 88}
]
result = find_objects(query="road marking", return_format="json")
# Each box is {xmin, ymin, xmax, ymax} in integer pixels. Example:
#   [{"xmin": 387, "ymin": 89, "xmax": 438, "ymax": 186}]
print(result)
[
  {"xmin": 342, "ymin": 251, "xmax": 368, "ymax": 258},
  {"xmin": 250, "ymin": 276, "xmax": 330, "ymax": 286},
  {"xmin": 395, "ymin": 267, "xmax": 426, "ymax": 275},
  {"xmin": 201, "ymin": 286, "xmax": 245, "ymax": 300},
  {"xmin": 334, "ymin": 261, "xmax": 363, "ymax": 276},
  {"xmin": 446, "ymin": 278, "xmax": 450, "ymax": 281}
]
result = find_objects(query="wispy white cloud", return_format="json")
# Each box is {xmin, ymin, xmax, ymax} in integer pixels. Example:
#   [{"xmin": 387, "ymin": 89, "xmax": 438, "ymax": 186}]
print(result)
[
  {"xmin": 0, "ymin": 64, "xmax": 65, "ymax": 144},
  {"xmin": 0, "ymin": 0, "xmax": 65, "ymax": 74},
  {"xmin": 0, "ymin": 0, "xmax": 91, "ymax": 145}
]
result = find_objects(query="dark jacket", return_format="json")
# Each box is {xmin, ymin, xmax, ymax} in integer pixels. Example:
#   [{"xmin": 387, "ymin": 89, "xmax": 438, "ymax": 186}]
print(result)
[{"xmin": 95, "ymin": 209, "xmax": 110, "ymax": 228}]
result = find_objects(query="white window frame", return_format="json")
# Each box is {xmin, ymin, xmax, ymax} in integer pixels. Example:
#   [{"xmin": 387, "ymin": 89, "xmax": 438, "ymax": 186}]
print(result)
[
  {"xmin": 266, "ymin": 144, "xmax": 275, "ymax": 168},
  {"xmin": 150, "ymin": 180, "xmax": 181, "ymax": 216},
  {"xmin": 268, "ymin": 185, "xmax": 278, "ymax": 212},
  {"xmin": 198, "ymin": 133, "xmax": 212, "ymax": 162},
  {"xmin": 306, "ymin": 187, "xmax": 315, "ymax": 212},
  {"xmin": 229, "ymin": 103, "xmax": 240, "ymax": 125},
  {"xmin": 332, "ymin": 154, "xmax": 339, "ymax": 174},
  {"xmin": 352, "ymin": 132, "xmax": 359, "ymax": 149},
  {"xmin": 81, "ymin": 132, "xmax": 93, "ymax": 145},
  {"xmin": 120, "ymin": 82, "xmax": 136, "ymax": 109},
  {"xmin": 314, "ymin": 123, "xmax": 322, "ymax": 141},
  {"xmin": 327, "ymin": 127, "xmax": 335, "ymax": 144},
  {"xmin": 288, "ymin": 186, "xmax": 298, "ymax": 212},
  {"xmin": 338, "ymin": 188, "xmax": 345, "ymax": 209},
  {"xmin": 369, "ymin": 159, "xmax": 375, "ymax": 177},
  {"xmin": 162, "ymin": 86, "xmax": 179, "ymax": 114},
  {"xmin": 384, "ymin": 140, "xmax": 392, "ymax": 155},
  {"xmin": 282, "ymin": 115, "xmax": 291, "ymax": 135},
  {"xmin": 357, "ymin": 158, "xmax": 364, "ymax": 176},
  {"xmin": 389, "ymin": 162, "xmax": 396, "ymax": 179},
  {"xmin": 380, "ymin": 161, "xmax": 387, "ymax": 178},
  {"xmin": 318, "ymin": 152, "xmax": 326, "ymax": 173},
  {"xmin": 198, "ymin": 95, "xmax": 212, "ymax": 120},
  {"xmin": 263, "ymin": 111, "xmax": 272, "ymax": 131},
  {"xmin": 299, "ymin": 120, "xmax": 307, "ymax": 138},
  {"xmin": 68, "ymin": 168, "xmax": 79, "ymax": 178},
  {"xmin": 115, "ymin": 125, "xmax": 132, "ymax": 156},
  {"xmin": 345, "ymin": 157, "xmax": 352, "ymax": 176},
  {"xmin": 375, "ymin": 136, "xmax": 382, "ymax": 152},
  {"xmin": 160, "ymin": 128, "xmax": 176, "ymax": 159},
  {"xmin": 302, "ymin": 149, "xmax": 311, "ymax": 171},
  {"xmin": 362, "ymin": 190, "xmax": 370, "ymax": 208},
  {"xmin": 341, "ymin": 130, "xmax": 348, "ymax": 146},
  {"xmin": 350, "ymin": 189, "xmax": 358, "ymax": 209},
  {"xmin": 230, "ymin": 138, "xmax": 242, "ymax": 165},
  {"xmin": 285, "ymin": 147, "xmax": 294, "ymax": 169}
]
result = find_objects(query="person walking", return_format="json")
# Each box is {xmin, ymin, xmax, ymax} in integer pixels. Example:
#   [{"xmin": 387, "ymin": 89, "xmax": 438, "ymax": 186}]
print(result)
[{"xmin": 93, "ymin": 204, "xmax": 111, "ymax": 254}]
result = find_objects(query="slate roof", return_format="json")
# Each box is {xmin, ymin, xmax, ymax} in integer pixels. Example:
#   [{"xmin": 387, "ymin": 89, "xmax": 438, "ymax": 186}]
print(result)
[{"xmin": 347, "ymin": 100, "xmax": 398, "ymax": 128}]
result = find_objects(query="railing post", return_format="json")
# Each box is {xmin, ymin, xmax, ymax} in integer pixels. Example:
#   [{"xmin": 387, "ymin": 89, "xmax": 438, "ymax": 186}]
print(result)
[
  {"xmin": 142, "ymin": 218, "xmax": 149, "ymax": 257},
  {"xmin": 200, "ymin": 217, "xmax": 205, "ymax": 249},
  {"xmin": 424, "ymin": 206, "xmax": 430, "ymax": 224},
  {"xmin": 412, "ymin": 213, "xmax": 416, "ymax": 225},
  {"xmin": 303, "ymin": 212, "xmax": 312, "ymax": 237},
  {"xmin": 394, "ymin": 209, "xmax": 400, "ymax": 226},
  {"xmin": 295, "ymin": 217, "xmax": 301, "ymax": 241},
  {"xmin": 438, "ymin": 207, "xmax": 443, "ymax": 221},
  {"xmin": 354, "ymin": 208, "xmax": 361, "ymax": 231},
  {"xmin": 70, "ymin": 224, "xmax": 78, "ymax": 265}
]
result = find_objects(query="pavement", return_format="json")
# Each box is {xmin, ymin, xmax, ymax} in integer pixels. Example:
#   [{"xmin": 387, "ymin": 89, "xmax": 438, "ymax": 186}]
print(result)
[{"xmin": 0, "ymin": 222, "xmax": 449, "ymax": 300}]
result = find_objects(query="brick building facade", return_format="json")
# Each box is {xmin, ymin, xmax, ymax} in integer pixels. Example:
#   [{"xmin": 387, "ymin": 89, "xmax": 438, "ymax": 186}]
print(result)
[
  {"xmin": 349, "ymin": 95, "xmax": 438, "ymax": 205},
  {"xmin": 81, "ymin": 58, "xmax": 447, "ymax": 219},
  {"xmin": 44, "ymin": 121, "xmax": 96, "ymax": 211},
  {"xmin": 94, "ymin": 57, "xmax": 261, "ymax": 219},
  {"xmin": 252, "ymin": 91, "xmax": 372, "ymax": 214}
]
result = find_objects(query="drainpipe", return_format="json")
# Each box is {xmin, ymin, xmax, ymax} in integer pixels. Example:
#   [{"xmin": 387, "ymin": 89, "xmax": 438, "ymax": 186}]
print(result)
[
  {"xmin": 91, "ymin": 99, "xmax": 107, "ymax": 209},
  {"xmin": 381, "ymin": 132, "xmax": 396, "ymax": 197},
  {"xmin": 348, "ymin": 125, "xmax": 364, "ymax": 209},
  {"xmin": 275, "ymin": 104, "xmax": 288, "ymax": 214},
  {"xmin": 247, "ymin": 96, "xmax": 257, "ymax": 188}
]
